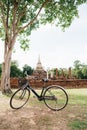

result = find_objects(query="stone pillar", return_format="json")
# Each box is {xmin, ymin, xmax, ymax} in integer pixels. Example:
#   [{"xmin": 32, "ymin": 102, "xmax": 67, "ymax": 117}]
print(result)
[
  {"xmin": 68, "ymin": 67, "xmax": 72, "ymax": 78},
  {"xmin": 61, "ymin": 69, "xmax": 65, "ymax": 79},
  {"xmin": 50, "ymin": 70, "xmax": 54, "ymax": 78},
  {"xmin": 55, "ymin": 68, "xmax": 59, "ymax": 79},
  {"xmin": 47, "ymin": 68, "xmax": 50, "ymax": 79}
]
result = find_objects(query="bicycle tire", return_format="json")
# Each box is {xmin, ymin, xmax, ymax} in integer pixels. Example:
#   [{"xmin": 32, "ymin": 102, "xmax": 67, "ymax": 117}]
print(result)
[
  {"xmin": 43, "ymin": 85, "xmax": 68, "ymax": 111},
  {"xmin": 10, "ymin": 88, "xmax": 30, "ymax": 109}
]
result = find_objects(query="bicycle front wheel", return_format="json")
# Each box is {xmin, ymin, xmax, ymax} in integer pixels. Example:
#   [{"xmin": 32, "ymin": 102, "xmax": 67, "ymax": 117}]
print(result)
[
  {"xmin": 43, "ymin": 85, "xmax": 68, "ymax": 111},
  {"xmin": 10, "ymin": 88, "xmax": 30, "ymax": 109}
]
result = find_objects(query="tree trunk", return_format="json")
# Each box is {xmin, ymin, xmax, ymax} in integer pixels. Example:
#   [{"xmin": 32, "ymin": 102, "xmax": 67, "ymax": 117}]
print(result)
[
  {"xmin": 1, "ymin": 37, "xmax": 16, "ymax": 94},
  {"xmin": 1, "ymin": 48, "xmax": 13, "ymax": 94},
  {"xmin": 0, "ymin": 31, "xmax": 17, "ymax": 94}
]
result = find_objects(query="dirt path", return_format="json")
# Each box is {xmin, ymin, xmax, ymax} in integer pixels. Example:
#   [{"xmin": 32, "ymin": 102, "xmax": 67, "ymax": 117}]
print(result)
[
  {"xmin": 1, "ymin": 91, "xmax": 87, "ymax": 130},
  {"xmin": 0, "ymin": 91, "xmax": 71, "ymax": 130},
  {"xmin": 0, "ymin": 107, "xmax": 69, "ymax": 130}
]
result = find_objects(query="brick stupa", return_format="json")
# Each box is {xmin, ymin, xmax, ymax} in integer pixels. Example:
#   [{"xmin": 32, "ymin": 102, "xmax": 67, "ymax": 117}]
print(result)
[{"xmin": 33, "ymin": 55, "xmax": 47, "ymax": 79}]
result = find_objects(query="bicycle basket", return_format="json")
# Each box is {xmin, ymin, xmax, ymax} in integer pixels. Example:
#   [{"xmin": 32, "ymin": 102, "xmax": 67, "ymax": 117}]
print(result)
[{"xmin": 18, "ymin": 78, "xmax": 27, "ymax": 87}]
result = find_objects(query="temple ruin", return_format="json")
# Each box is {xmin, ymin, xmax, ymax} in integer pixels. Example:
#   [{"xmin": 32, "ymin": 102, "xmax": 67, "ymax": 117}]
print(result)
[{"xmin": 32, "ymin": 55, "xmax": 47, "ymax": 79}]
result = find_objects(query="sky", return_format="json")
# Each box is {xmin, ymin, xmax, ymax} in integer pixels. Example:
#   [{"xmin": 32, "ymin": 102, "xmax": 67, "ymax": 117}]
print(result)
[{"xmin": 0, "ymin": 4, "xmax": 87, "ymax": 70}]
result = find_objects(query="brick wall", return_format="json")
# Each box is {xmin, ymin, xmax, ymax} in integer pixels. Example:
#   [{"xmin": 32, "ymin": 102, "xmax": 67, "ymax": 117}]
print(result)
[
  {"xmin": 0, "ymin": 78, "xmax": 87, "ymax": 89},
  {"xmin": 9, "ymin": 78, "xmax": 87, "ymax": 89}
]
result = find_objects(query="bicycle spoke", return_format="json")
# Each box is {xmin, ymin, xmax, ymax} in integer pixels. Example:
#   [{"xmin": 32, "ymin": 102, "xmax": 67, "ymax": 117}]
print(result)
[
  {"xmin": 10, "ymin": 88, "xmax": 30, "ymax": 109},
  {"xmin": 43, "ymin": 85, "xmax": 68, "ymax": 111}
]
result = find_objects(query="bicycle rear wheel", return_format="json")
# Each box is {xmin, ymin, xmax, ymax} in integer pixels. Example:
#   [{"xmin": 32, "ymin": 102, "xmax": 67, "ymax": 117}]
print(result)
[
  {"xmin": 10, "ymin": 88, "xmax": 30, "ymax": 109},
  {"xmin": 43, "ymin": 85, "xmax": 68, "ymax": 111}
]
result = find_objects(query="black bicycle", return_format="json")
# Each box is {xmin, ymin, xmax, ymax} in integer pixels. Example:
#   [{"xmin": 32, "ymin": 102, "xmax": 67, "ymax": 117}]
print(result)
[{"xmin": 10, "ymin": 78, "xmax": 68, "ymax": 111}]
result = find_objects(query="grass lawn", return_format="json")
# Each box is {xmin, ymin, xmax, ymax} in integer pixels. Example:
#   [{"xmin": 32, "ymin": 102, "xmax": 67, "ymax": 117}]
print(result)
[{"xmin": 67, "ymin": 88, "xmax": 87, "ymax": 130}]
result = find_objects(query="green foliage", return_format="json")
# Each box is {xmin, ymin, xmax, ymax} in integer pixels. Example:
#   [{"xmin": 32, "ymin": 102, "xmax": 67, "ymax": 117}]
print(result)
[
  {"xmin": 10, "ymin": 61, "xmax": 23, "ymax": 77},
  {"xmin": 82, "ymin": 65, "xmax": 87, "ymax": 79},
  {"xmin": 41, "ymin": 0, "xmax": 79, "ymax": 29},
  {"xmin": 23, "ymin": 64, "xmax": 34, "ymax": 76},
  {"xmin": 73, "ymin": 60, "xmax": 82, "ymax": 69},
  {"xmin": 20, "ymin": 38, "xmax": 30, "ymax": 51},
  {"xmin": 72, "ymin": 60, "xmax": 87, "ymax": 79},
  {"xmin": 0, "ymin": 61, "xmax": 34, "ymax": 78},
  {"xmin": 0, "ymin": 0, "xmax": 87, "ymax": 49}
]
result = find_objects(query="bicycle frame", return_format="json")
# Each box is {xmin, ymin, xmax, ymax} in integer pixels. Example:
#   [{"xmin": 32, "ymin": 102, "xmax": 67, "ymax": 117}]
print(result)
[{"xmin": 27, "ymin": 83, "xmax": 46, "ymax": 100}]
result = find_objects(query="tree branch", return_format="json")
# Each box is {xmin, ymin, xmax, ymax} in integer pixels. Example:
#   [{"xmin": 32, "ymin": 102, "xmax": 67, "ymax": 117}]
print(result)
[
  {"xmin": 0, "ymin": 0, "xmax": 11, "ymax": 49},
  {"xmin": 12, "ymin": 0, "xmax": 19, "ymax": 34},
  {"xmin": 0, "ymin": 1, "xmax": 7, "ymax": 34},
  {"xmin": 10, "ymin": 0, "xmax": 19, "ymax": 44},
  {"xmin": 18, "ymin": 0, "xmax": 50, "ymax": 33},
  {"xmin": 16, "ymin": 3, "xmax": 28, "ymax": 28}
]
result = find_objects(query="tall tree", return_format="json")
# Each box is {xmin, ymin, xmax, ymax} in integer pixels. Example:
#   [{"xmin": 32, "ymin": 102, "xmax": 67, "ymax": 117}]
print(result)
[
  {"xmin": 23, "ymin": 64, "xmax": 33, "ymax": 76},
  {"xmin": 0, "ymin": 0, "xmax": 87, "ymax": 94},
  {"xmin": 10, "ymin": 61, "xmax": 23, "ymax": 77}
]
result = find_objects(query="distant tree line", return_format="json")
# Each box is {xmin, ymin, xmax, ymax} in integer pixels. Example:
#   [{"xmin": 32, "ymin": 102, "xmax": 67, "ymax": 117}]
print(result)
[
  {"xmin": 0, "ymin": 60, "xmax": 87, "ymax": 79},
  {"xmin": 53, "ymin": 60, "xmax": 87, "ymax": 79},
  {"xmin": 72, "ymin": 60, "xmax": 87, "ymax": 79},
  {"xmin": 0, "ymin": 61, "xmax": 33, "ymax": 78}
]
